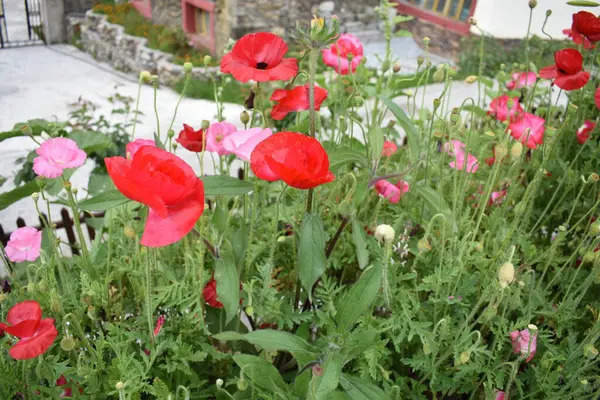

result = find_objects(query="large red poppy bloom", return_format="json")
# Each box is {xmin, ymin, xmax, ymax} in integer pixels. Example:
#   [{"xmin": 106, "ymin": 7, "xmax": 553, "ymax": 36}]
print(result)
[
  {"xmin": 176, "ymin": 124, "xmax": 205, "ymax": 152},
  {"xmin": 250, "ymin": 132, "xmax": 335, "ymax": 189},
  {"xmin": 270, "ymin": 85, "xmax": 329, "ymax": 120},
  {"xmin": 572, "ymin": 11, "xmax": 600, "ymax": 43},
  {"xmin": 220, "ymin": 32, "xmax": 298, "ymax": 82},
  {"xmin": 0, "ymin": 301, "xmax": 58, "ymax": 360},
  {"xmin": 563, "ymin": 28, "xmax": 595, "ymax": 50},
  {"xmin": 106, "ymin": 146, "xmax": 205, "ymax": 247},
  {"xmin": 539, "ymin": 49, "xmax": 590, "ymax": 91}
]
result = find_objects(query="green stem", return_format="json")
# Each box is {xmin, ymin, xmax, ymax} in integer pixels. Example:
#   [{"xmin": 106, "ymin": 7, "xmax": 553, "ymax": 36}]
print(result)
[
  {"xmin": 131, "ymin": 79, "xmax": 143, "ymax": 141},
  {"xmin": 65, "ymin": 183, "xmax": 91, "ymax": 266},
  {"xmin": 153, "ymin": 82, "xmax": 161, "ymax": 139},
  {"xmin": 167, "ymin": 72, "xmax": 190, "ymax": 133},
  {"xmin": 146, "ymin": 248, "xmax": 156, "ymax": 342}
]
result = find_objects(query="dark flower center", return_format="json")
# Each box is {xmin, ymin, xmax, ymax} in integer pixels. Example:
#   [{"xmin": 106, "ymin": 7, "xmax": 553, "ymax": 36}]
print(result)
[
  {"xmin": 256, "ymin": 62, "xmax": 269, "ymax": 70},
  {"xmin": 558, "ymin": 68, "xmax": 567, "ymax": 75}
]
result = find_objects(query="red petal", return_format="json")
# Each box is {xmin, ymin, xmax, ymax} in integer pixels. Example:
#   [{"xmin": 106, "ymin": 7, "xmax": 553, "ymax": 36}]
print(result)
[
  {"xmin": 555, "ymin": 71, "xmax": 590, "ymax": 91},
  {"xmin": 539, "ymin": 65, "xmax": 558, "ymax": 79},
  {"xmin": 7, "ymin": 301, "xmax": 42, "ymax": 326},
  {"xmin": 555, "ymin": 48, "xmax": 583, "ymax": 75},
  {"xmin": 140, "ymin": 179, "xmax": 205, "ymax": 247},
  {"xmin": 266, "ymin": 58, "xmax": 299, "ymax": 81},
  {"xmin": 9, "ymin": 318, "xmax": 58, "ymax": 360}
]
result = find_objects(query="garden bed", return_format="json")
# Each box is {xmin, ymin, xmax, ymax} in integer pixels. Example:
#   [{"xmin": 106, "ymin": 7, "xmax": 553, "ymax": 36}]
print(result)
[{"xmin": 72, "ymin": 9, "xmax": 219, "ymax": 86}]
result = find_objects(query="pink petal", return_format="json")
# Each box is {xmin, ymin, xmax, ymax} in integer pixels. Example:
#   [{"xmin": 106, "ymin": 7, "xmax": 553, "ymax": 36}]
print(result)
[
  {"xmin": 33, "ymin": 156, "xmax": 64, "ymax": 179},
  {"xmin": 222, "ymin": 128, "xmax": 273, "ymax": 162}
]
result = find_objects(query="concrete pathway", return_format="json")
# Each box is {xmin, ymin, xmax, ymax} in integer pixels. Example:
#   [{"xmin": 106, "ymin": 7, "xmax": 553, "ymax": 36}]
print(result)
[
  {"xmin": 2, "ymin": 0, "xmax": 40, "ymax": 45},
  {"xmin": 363, "ymin": 36, "xmax": 450, "ymax": 74}
]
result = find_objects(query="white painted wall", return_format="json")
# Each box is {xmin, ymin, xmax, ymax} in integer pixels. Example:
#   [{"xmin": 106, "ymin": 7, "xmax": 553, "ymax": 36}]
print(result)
[{"xmin": 472, "ymin": 1, "xmax": 594, "ymax": 39}]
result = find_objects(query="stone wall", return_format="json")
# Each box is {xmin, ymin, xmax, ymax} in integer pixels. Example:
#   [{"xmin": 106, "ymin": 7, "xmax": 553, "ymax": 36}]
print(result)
[
  {"xmin": 75, "ymin": 11, "xmax": 218, "ymax": 86},
  {"xmin": 64, "ymin": 0, "xmax": 94, "ymax": 15},
  {"xmin": 151, "ymin": 0, "xmax": 182, "ymax": 27}
]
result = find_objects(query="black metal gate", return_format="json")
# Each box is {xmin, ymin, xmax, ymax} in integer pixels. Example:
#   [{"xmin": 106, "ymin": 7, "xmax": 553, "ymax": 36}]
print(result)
[{"xmin": 0, "ymin": 0, "xmax": 45, "ymax": 48}]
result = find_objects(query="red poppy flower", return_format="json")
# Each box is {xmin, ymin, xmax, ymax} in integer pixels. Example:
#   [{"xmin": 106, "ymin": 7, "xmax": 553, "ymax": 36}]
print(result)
[
  {"xmin": 105, "ymin": 146, "xmax": 205, "ymax": 247},
  {"xmin": 57, "ymin": 375, "xmax": 82, "ymax": 398},
  {"xmin": 508, "ymin": 112, "xmax": 545, "ymax": 149},
  {"xmin": 176, "ymin": 124, "xmax": 205, "ymax": 152},
  {"xmin": 270, "ymin": 85, "xmax": 328, "ymax": 120},
  {"xmin": 203, "ymin": 278, "xmax": 223, "ymax": 308},
  {"xmin": 382, "ymin": 141, "xmax": 398, "ymax": 157},
  {"xmin": 220, "ymin": 32, "xmax": 298, "ymax": 82},
  {"xmin": 0, "ymin": 301, "xmax": 57, "ymax": 360},
  {"xmin": 563, "ymin": 28, "xmax": 595, "ymax": 49},
  {"xmin": 153, "ymin": 315, "xmax": 165, "ymax": 337},
  {"xmin": 488, "ymin": 95, "xmax": 523, "ymax": 123},
  {"xmin": 539, "ymin": 49, "xmax": 590, "ymax": 91},
  {"xmin": 572, "ymin": 11, "xmax": 600, "ymax": 43},
  {"xmin": 577, "ymin": 120, "xmax": 596, "ymax": 145},
  {"xmin": 250, "ymin": 132, "xmax": 335, "ymax": 189}
]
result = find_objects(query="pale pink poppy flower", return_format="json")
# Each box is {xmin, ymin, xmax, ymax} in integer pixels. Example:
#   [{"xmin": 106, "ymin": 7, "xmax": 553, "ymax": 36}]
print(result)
[
  {"xmin": 32, "ymin": 138, "xmax": 86, "ymax": 179},
  {"xmin": 506, "ymin": 72, "xmax": 537, "ymax": 90},
  {"xmin": 222, "ymin": 127, "xmax": 272, "ymax": 162},
  {"xmin": 5, "ymin": 227, "xmax": 42, "ymax": 263},
  {"xmin": 488, "ymin": 95, "xmax": 523, "ymax": 123},
  {"xmin": 322, "ymin": 34, "xmax": 364, "ymax": 75},
  {"xmin": 382, "ymin": 141, "xmax": 398, "ymax": 157},
  {"xmin": 205, "ymin": 122, "xmax": 238, "ymax": 155},
  {"xmin": 126, "ymin": 139, "xmax": 155, "ymax": 158},
  {"xmin": 577, "ymin": 120, "xmax": 596, "ymax": 145},
  {"xmin": 374, "ymin": 179, "xmax": 410, "ymax": 203},
  {"xmin": 489, "ymin": 190, "xmax": 507, "ymax": 206},
  {"xmin": 508, "ymin": 113, "xmax": 545, "ymax": 149},
  {"xmin": 444, "ymin": 140, "xmax": 479, "ymax": 173},
  {"xmin": 496, "ymin": 391, "xmax": 506, "ymax": 400},
  {"xmin": 510, "ymin": 328, "xmax": 537, "ymax": 362}
]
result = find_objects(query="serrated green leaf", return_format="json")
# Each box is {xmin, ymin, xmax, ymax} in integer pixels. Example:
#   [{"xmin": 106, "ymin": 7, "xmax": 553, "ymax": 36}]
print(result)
[
  {"xmin": 78, "ymin": 189, "xmax": 129, "ymax": 211},
  {"xmin": 298, "ymin": 213, "xmax": 327, "ymax": 301},
  {"xmin": 215, "ymin": 258, "xmax": 239, "ymax": 324},
  {"xmin": 379, "ymin": 95, "xmax": 420, "ymax": 163},
  {"xmin": 340, "ymin": 374, "xmax": 390, "ymax": 400},
  {"xmin": 351, "ymin": 217, "xmax": 369, "ymax": 270},
  {"xmin": 203, "ymin": 175, "xmax": 254, "ymax": 196},
  {"xmin": 336, "ymin": 263, "xmax": 382, "ymax": 333}
]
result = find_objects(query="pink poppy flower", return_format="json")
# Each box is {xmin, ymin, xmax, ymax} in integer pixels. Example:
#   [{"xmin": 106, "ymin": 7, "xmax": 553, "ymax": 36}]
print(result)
[
  {"xmin": 444, "ymin": 140, "xmax": 479, "ymax": 173},
  {"xmin": 506, "ymin": 72, "xmax": 537, "ymax": 90},
  {"xmin": 126, "ymin": 139, "xmax": 155, "ymax": 159},
  {"xmin": 32, "ymin": 138, "xmax": 86, "ymax": 179},
  {"xmin": 489, "ymin": 190, "xmax": 507, "ymax": 206},
  {"xmin": 5, "ymin": 227, "xmax": 42, "ymax": 263},
  {"xmin": 577, "ymin": 120, "xmax": 596, "ymax": 145},
  {"xmin": 508, "ymin": 113, "xmax": 545, "ymax": 149},
  {"xmin": 205, "ymin": 122, "xmax": 238, "ymax": 156},
  {"xmin": 153, "ymin": 315, "xmax": 165, "ymax": 337},
  {"xmin": 496, "ymin": 391, "xmax": 506, "ymax": 400},
  {"xmin": 374, "ymin": 179, "xmax": 410, "ymax": 203},
  {"xmin": 510, "ymin": 328, "xmax": 537, "ymax": 362},
  {"xmin": 222, "ymin": 127, "xmax": 273, "ymax": 162},
  {"xmin": 322, "ymin": 34, "xmax": 364, "ymax": 75},
  {"xmin": 382, "ymin": 141, "xmax": 398, "ymax": 157},
  {"xmin": 488, "ymin": 95, "xmax": 523, "ymax": 123}
]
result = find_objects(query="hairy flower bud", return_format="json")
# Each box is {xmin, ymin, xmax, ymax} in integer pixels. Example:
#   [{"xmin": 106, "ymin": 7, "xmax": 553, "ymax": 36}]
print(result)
[
  {"xmin": 584, "ymin": 343, "xmax": 598, "ymax": 359},
  {"xmin": 237, "ymin": 378, "xmax": 249, "ymax": 391},
  {"xmin": 203, "ymin": 55, "xmax": 212, "ymax": 66},
  {"xmin": 393, "ymin": 62, "xmax": 401, "ymax": 73},
  {"xmin": 115, "ymin": 382, "xmax": 125, "ymax": 390},
  {"xmin": 498, "ymin": 262, "xmax": 515, "ymax": 288},
  {"xmin": 433, "ymin": 69, "xmax": 445, "ymax": 83},
  {"xmin": 201, "ymin": 120, "xmax": 210, "ymax": 130},
  {"xmin": 240, "ymin": 110, "xmax": 250, "ymax": 125},
  {"xmin": 375, "ymin": 224, "xmax": 395, "ymax": 244},
  {"xmin": 464, "ymin": 75, "xmax": 477, "ymax": 84},
  {"xmin": 591, "ymin": 222, "xmax": 600, "ymax": 236},
  {"xmin": 150, "ymin": 75, "xmax": 159, "ymax": 85},
  {"xmin": 124, "ymin": 225, "xmax": 136, "ymax": 239},
  {"xmin": 183, "ymin": 62, "xmax": 193, "ymax": 73},
  {"xmin": 417, "ymin": 56, "xmax": 424, "ymax": 66},
  {"xmin": 418, "ymin": 238, "xmax": 432, "ymax": 253},
  {"xmin": 337, "ymin": 199, "xmax": 353, "ymax": 218},
  {"xmin": 139, "ymin": 70, "xmax": 152, "ymax": 83},
  {"xmin": 31, "ymin": 192, "xmax": 40, "ymax": 202},
  {"xmin": 35, "ymin": 176, "xmax": 46, "ymax": 189},
  {"xmin": 528, "ymin": 0, "xmax": 537, "ymax": 8},
  {"xmin": 63, "ymin": 181, "xmax": 72, "ymax": 191},
  {"xmin": 422, "ymin": 37, "xmax": 431, "ymax": 46},
  {"xmin": 546, "ymin": 9, "xmax": 552, "ymax": 17},
  {"xmin": 381, "ymin": 60, "xmax": 390, "ymax": 73},
  {"xmin": 61, "ymin": 335, "xmax": 76, "ymax": 352},
  {"xmin": 511, "ymin": 142, "xmax": 523, "ymax": 158}
]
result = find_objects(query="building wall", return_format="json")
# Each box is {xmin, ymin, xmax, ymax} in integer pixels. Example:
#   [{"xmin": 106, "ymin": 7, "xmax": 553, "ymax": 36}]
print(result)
[
  {"xmin": 472, "ymin": 1, "xmax": 590, "ymax": 39},
  {"xmin": 151, "ymin": 0, "xmax": 183, "ymax": 27}
]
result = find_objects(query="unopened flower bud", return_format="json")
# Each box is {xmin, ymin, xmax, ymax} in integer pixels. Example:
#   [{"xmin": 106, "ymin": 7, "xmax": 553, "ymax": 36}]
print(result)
[
  {"xmin": 150, "ymin": 75, "xmax": 159, "ymax": 84},
  {"xmin": 456, "ymin": 351, "xmax": 470, "ymax": 365},
  {"xmin": 518, "ymin": 280, "xmax": 525, "ymax": 287},
  {"xmin": 31, "ymin": 192, "xmax": 40, "ymax": 202},
  {"xmin": 546, "ymin": 9, "xmax": 552, "ymax": 17},
  {"xmin": 183, "ymin": 62, "xmax": 193, "ymax": 73},
  {"xmin": 528, "ymin": 0, "xmax": 537, "ymax": 8},
  {"xmin": 418, "ymin": 238, "xmax": 432, "ymax": 253},
  {"xmin": 584, "ymin": 343, "xmax": 598, "ymax": 359},
  {"xmin": 381, "ymin": 60, "xmax": 390, "ymax": 73},
  {"xmin": 590, "ymin": 173, "xmax": 599, "ymax": 183},
  {"xmin": 203, "ymin": 55, "xmax": 212, "ymax": 66},
  {"xmin": 417, "ymin": 56, "xmax": 424, "ymax": 66},
  {"xmin": 375, "ymin": 224, "xmax": 395, "ymax": 244},
  {"xmin": 464, "ymin": 75, "xmax": 477, "ymax": 84},
  {"xmin": 347, "ymin": 52, "xmax": 354, "ymax": 62},
  {"xmin": 468, "ymin": 17, "xmax": 477, "ymax": 26},
  {"xmin": 498, "ymin": 262, "xmax": 515, "ymax": 288},
  {"xmin": 240, "ymin": 110, "xmax": 250, "ymax": 125},
  {"xmin": 450, "ymin": 112, "xmax": 460, "ymax": 125},
  {"xmin": 167, "ymin": 129, "xmax": 175, "ymax": 139},
  {"xmin": 475, "ymin": 241, "xmax": 484, "ymax": 252},
  {"xmin": 51, "ymin": 296, "xmax": 61, "ymax": 313},
  {"xmin": 115, "ymin": 381, "xmax": 125, "ymax": 390},
  {"xmin": 20, "ymin": 124, "xmax": 33, "ymax": 136},
  {"xmin": 36, "ymin": 176, "xmax": 46, "ymax": 189},
  {"xmin": 528, "ymin": 324, "xmax": 538, "ymax": 331},
  {"xmin": 312, "ymin": 365, "xmax": 323, "ymax": 376},
  {"xmin": 0, "ymin": 293, "xmax": 7, "ymax": 303},
  {"xmin": 216, "ymin": 378, "xmax": 224, "ymax": 388},
  {"xmin": 140, "ymin": 70, "xmax": 152, "ymax": 83},
  {"xmin": 422, "ymin": 37, "xmax": 430, "ymax": 46},
  {"xmin": 237, "ymin": 378, "xmax": 249, "ymax": 391},
  {"xmin": 353, "ymin": 96, "xmax": 364, "ymax": 107},
  {"xmin": 433, "ymin": 69, "xmax": 445, "ymax": 83},
  {"xmin": 337, "ymin": 199, "xmax": 353, "ymax": 218},
  {"xmin": 124, "ymin": 225, "xmax": 136, "ymax": 239},
  {"xmin": 63, "ymin": 181, "xmax": 72, "ymax": 191},
  {"xmin": 393, "ymin": 62, "xmax": 401, "ymax": 73},
  {"xmin": 201, "ymin": 120, "xmax": 210, "ymax": 130},
  {"xmin": 591, "ymin": 222, "xmax": 600, "ymax": 236},
  {"xmin": 511, "ymin": 142, "xmax": 523, "ymax": 158},
  {"xmin": 61, "ymin": 335, "xmax": 76, "ymax": 351},
  {"xmin": 433, "ymin": 98, "xmax": 441, "ymax": 110},
  {"xmin": 495, "ymin": 144, "xmax": 508, "ymax": 160},
  {"xmin": 583, "ymin": 251, "xmax": 596, "ymax": 264}
]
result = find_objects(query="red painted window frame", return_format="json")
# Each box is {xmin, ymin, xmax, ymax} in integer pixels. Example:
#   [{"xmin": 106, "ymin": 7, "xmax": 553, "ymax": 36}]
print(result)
[
  {"xmin": 392, "ymin": 0, "xmax": 477, "ymax": 35},
  {"xmin": 131, "ymin": 0, "xmax": 152, "ymax": 19},
  {"xmin": 181, "ymin": 0, "xmax": 216, "ymax": 54}
]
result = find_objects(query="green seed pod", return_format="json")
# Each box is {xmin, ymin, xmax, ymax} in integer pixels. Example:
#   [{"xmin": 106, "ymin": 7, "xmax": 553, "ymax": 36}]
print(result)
[
  {"xmin": 203, "ymin": 55, "xmax": 212, "ymax": 66},
  {"xmin": 237, "ymin": 378, "xmax": 248, "ymax": 391},
  {"xmin": 201, "ymin": 120, "xmax": 210, "ymax": 130},
  {"xmin": 433, "ymin": 69, "xmax": 445, "ymax": 83},
  {"xmin": 183, "ymin": 62, "xmax": 193, "ymax": 73},
  {"xmin": 61, "ymin": 335, "xmax": 76, "ymax": 352},
  {"xmin": 167, "ymin": 129, "xmax": 175, "ymax": 139}
]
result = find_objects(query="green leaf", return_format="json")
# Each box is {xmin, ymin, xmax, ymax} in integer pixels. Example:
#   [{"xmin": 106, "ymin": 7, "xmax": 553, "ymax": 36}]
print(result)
[
  {"xmin": 413, "ymin": 182, "xmax": 453, "ymax": 223},
  {"xmin": 329, "ymin": 391, "xmax": 351, "ymax": 400},
  {"xmin": 0, "ymin": 181, "xmax": 38, "ymax": 211},
  {"xmin": 232, "ymin": 225, "xmax": 248, "ymax": 271},
  {"xmin": 351, "ymin": 217, "xmax": 369, "ymax": 270},
  {"xmin": 394, "ymin": 15, "xmax": 414, "ymax": 23},
  {"xmin": 298, "ymin": 213, "xmax": 327, "ymax": 301},
  {"xmin": 370, "ymin": 127, "xmax": 384, "ymax": 166},
  {"xmin": 567, "ymin": 0, "xmax": 599, "ymax": 6},
  {"xmin": 336, "ymin": 263, "xmax": 382, "ymax": 333},
  {"xmin": 78, "ymin": 189, "xmax": 129, "ymax": 211},
  {"xmin": 88, "ymin": 173, "xmax": 114, "ymax": 196},
  {"xmin": 311, "ymin": 353, "xmax": 342, "ymax": 400},
  {"xmin": 45, "ymin": 169, "xmax": 75, "ymax": 196},
  {"xmin": 203, "ymin": 176, "xmax": 254, "ymax": 196},
  {"xmin": 328, "ymin": 148, "xmax": 369, "ymax": 171},
  {"xmin": 211, "ymin": 203, "xmax": 228, "ymax": 234},
  {"xmin": 233, "ymin": 354, "xmax": 288, "ymax": 394},
  {"xmin": 379, "ymin": 95, "xmax": 420, "ymax": 163},
  {"xmin": 154, "ymin": 132, "xmax": 166, "ymax": 150},
  {"xmin": 394, "ymin": 29, "xmax": 413, "ymax": 37},
  {"xmin": 68, "ymin": 131, "xmax": 114, "ymax": 154},
  {"xmin": 212, "ymin": 331, "xmax": 245, "ymax": 341},
  {"xmin": 0, "ymin": 119, "xmax": 53, "ymax": 143},
  {"xmin": 340, "ymin": 374, "xmax": 390, "ymax": 400},
  {"xmin": 226, "ymin": 329, "xmax": 319, "ymax": 355},
  {"xmin": 0, "ymin": 131, "xmax": 23, "ymax": 143},
  {"xmin": 215, "ymin": 258, "xmax": 239, "ymax": 324},
  {"xmin": 462, "ymin": 105, "xmax": 488, "ymax": 118}
]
